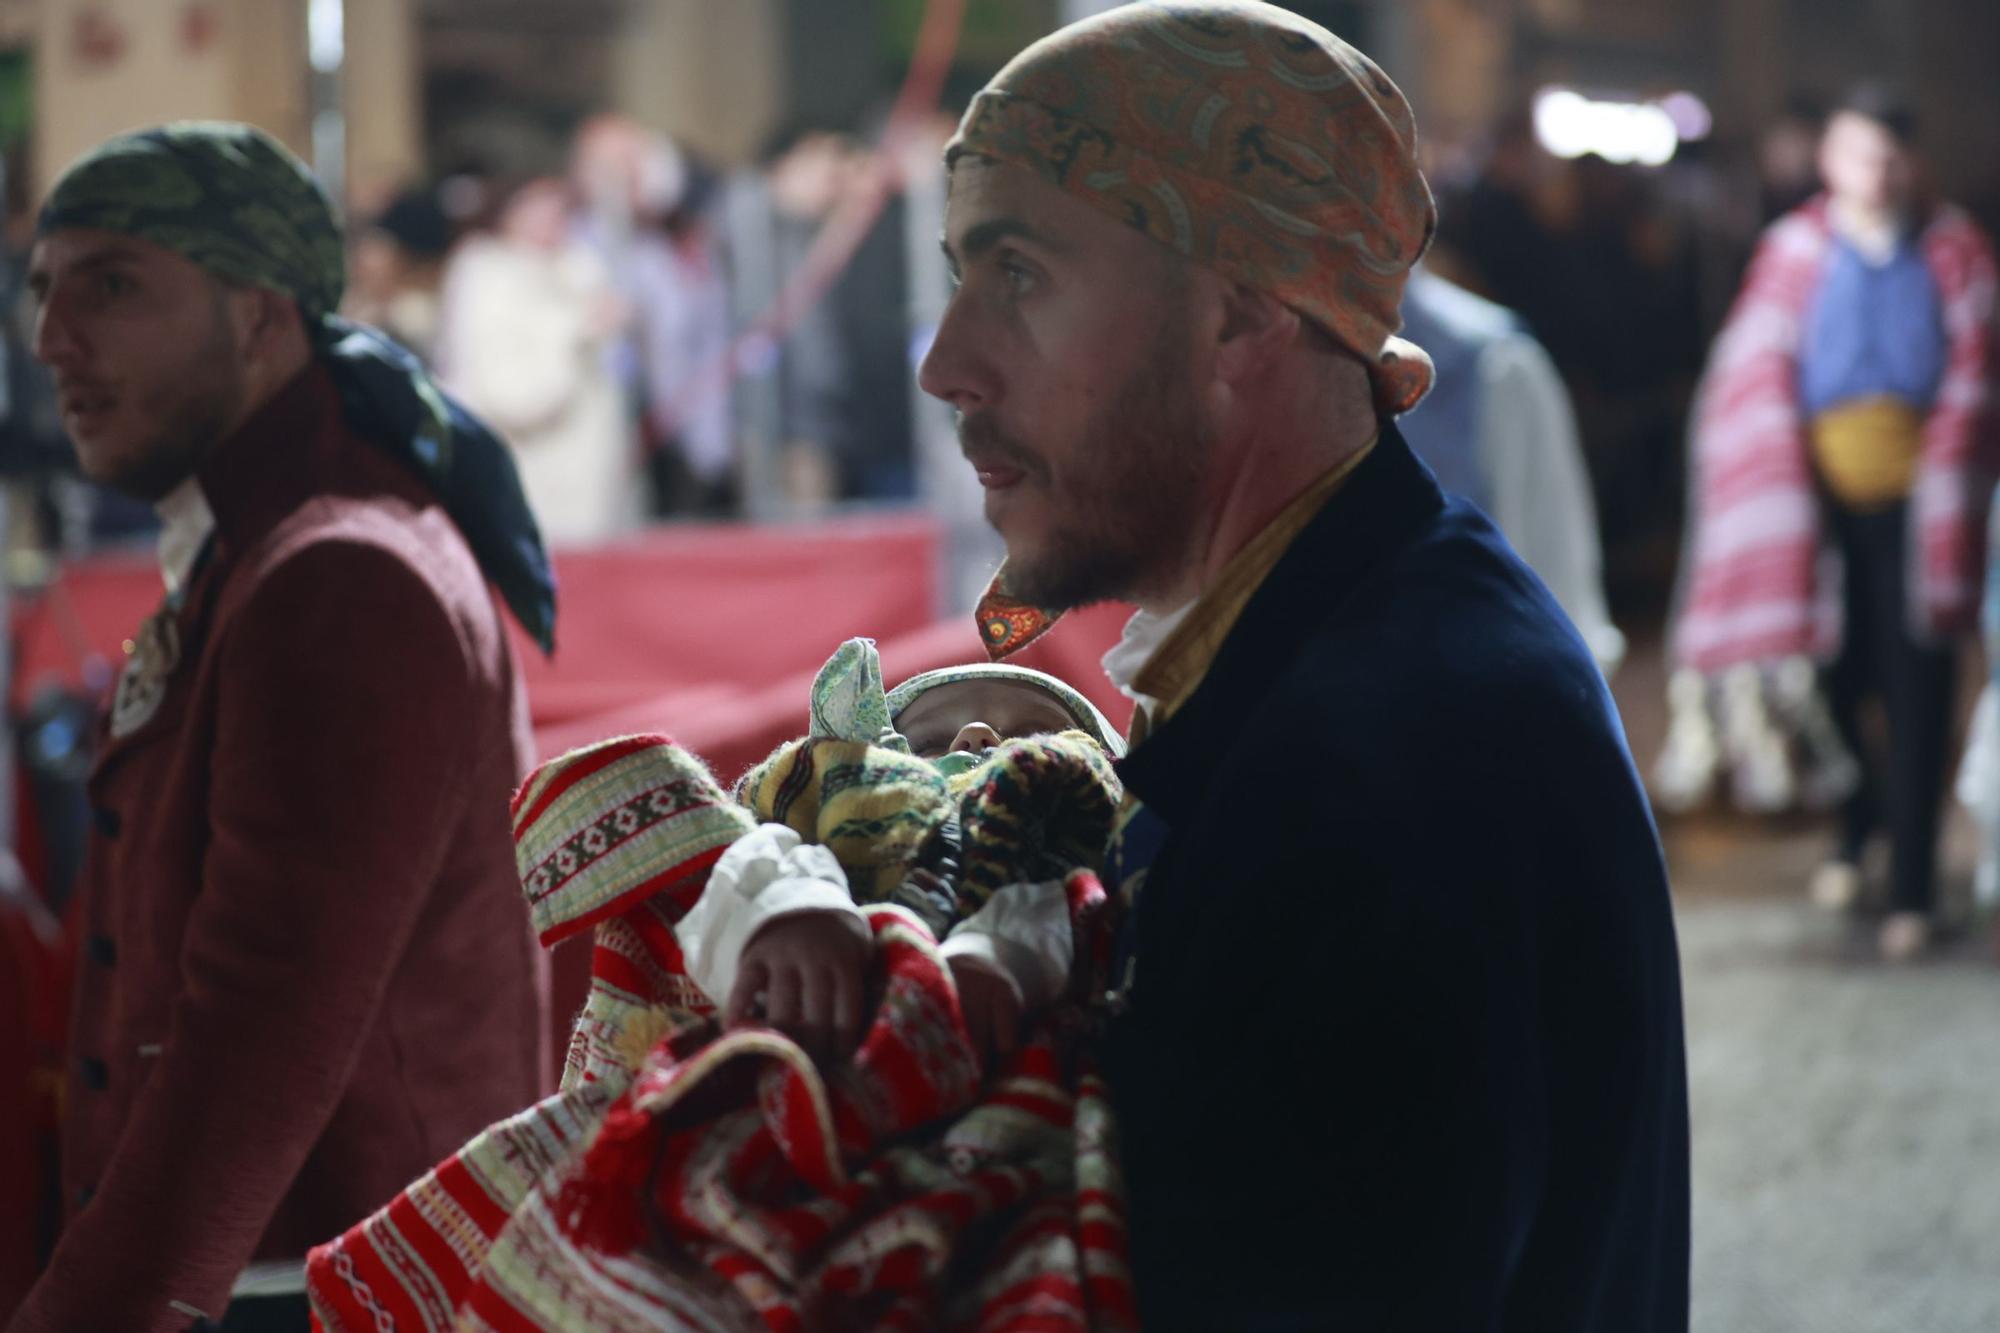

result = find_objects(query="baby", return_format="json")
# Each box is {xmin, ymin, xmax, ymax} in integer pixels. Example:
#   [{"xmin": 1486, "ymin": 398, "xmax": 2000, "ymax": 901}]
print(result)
[
  {"xmin": 309, "ymin": 640, "xmax": 1130, "ymax": 1333},
  {"xmin": 683, "ymin": 637, "xmax": 1125, "ymax": 1064}
]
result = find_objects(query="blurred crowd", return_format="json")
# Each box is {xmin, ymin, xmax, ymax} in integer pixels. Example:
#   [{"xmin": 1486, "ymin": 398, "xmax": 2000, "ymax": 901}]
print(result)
[
  {"xmin": 339, "ymin": 112, "xmax": 935, "ymax": 541},
  {"xmin": 0, "ymin": 87, "xmax": 1986, "ymax": 606},
  {"xmin": 0, "ymin": 110, "xmax": 957, "ymax": 557},
  {"xmin": 1, "ymin": 77, "xmax": 1983, "ymax": 960},
  {"xmin": 1423, "ymin": 97, "xmax": 1832, "ymax": 602}
]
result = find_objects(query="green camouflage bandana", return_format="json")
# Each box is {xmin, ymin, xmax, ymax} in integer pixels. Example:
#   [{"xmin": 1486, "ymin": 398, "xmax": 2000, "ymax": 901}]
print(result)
[{"xmin": 39, "ymin": 120, "xmax": 346, "ymax": 325}]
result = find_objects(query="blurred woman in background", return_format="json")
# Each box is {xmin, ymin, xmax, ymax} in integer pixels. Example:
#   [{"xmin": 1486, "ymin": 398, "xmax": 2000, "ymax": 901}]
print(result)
[{"xmin": 437, "ymin": 177, "xmax": 636, "ymax": 544}]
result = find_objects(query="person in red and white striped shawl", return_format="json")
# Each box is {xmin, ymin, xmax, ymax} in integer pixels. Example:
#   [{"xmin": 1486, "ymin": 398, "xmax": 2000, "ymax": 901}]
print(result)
[{"xmin": 1670, "ymin": 83, "xmax": 2000, "ymax": 957}]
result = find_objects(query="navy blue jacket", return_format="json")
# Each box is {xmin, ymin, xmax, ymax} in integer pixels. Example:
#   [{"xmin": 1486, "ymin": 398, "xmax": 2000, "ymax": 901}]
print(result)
[{"xmin": 1104, "ymin": 426, "xmax": 1690, "ymax": 1331}]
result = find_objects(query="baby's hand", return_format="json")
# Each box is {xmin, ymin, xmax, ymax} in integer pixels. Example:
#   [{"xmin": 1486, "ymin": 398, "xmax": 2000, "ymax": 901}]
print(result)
[
  {"xmin": 948, "ymin": 955, "xmax": 1023, "ymax": 1070},
  {"xmin": 728, "ymin": 912, "xmax": 870, "ymax": 1066}
]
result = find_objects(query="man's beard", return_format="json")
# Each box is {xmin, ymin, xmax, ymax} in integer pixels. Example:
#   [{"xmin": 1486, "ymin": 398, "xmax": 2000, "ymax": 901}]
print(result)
[
  {"xmin": 989, "ymin": 352, "xmax": 1211, "ymax": 612},
  {"xmin": 108, "ymin": 383, "xmax": 243, "ymax": 501},
  {"xmin": 98, "ymin": 311, "xmax": 247, "ymax": 501}
]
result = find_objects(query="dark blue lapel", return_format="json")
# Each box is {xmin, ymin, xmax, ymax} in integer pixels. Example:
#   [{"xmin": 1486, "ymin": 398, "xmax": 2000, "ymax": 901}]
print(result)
[{"xmin": 1114, "ymin": 422, "xmax": 1446, "ymax": 824}]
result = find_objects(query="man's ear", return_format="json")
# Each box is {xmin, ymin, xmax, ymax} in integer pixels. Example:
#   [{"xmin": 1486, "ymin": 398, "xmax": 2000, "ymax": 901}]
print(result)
[
  {"xmin": 1213, "ymin": 281, "xmax": 1300, "ymax": 384},
  {"xmin": 228, "ymin": 284, "xmax": 302, "ymax": 365}
]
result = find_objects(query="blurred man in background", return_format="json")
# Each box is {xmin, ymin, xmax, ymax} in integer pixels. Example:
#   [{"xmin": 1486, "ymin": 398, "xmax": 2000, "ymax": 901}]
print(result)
[
  {"xmin": 1398, "ymin": 267, "xmax": 1625, "ymax": 674},
  {"xmin": 438, "ymin": 175, "xmax": 635, "ymax": 544},
  {"xmin": 342, "ymin": 187, "xmax": 452, "ymax": 363},
  {"xmin": 572, "ymin": 115, "xmax": 739, "ymax": 518},
  {"xmin": 7, "ymin": 122, "xmax": 554, "ymax": 1333}
]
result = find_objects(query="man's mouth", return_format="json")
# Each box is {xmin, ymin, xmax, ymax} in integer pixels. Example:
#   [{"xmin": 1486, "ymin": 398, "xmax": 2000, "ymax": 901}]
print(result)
[
  {"xmin": 60, "ymin": 386, "xmax": 115, "ymax": 418},
  {"xmin": 59, "ymin": 389, "xmax": 116, "ymax": 429},
  {"xmin": 972, "ymin": 460, "xmax": 1026, "ymax": 490},
  {"xmin": 959, "ymin": 423, "xmax": 1038, "ymax": 493}
]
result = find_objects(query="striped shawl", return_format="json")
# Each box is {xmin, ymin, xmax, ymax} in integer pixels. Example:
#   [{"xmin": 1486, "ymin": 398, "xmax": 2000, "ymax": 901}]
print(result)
[{"xmin": 1674, "ymin": 196, "xmax": 2000, "ymax": 671}]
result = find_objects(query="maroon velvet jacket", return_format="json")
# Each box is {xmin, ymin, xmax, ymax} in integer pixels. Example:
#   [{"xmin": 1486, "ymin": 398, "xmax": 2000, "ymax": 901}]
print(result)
[{"xmin": 9, "ymin": 366, "xmax": 550, "ymax": 1331}]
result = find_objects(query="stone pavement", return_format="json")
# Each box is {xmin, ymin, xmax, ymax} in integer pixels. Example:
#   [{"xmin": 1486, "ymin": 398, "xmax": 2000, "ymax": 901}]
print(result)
[
  {"xmin": 1615, "ymin": 632, "xmax": 2000, "ymax": 1331},
  {"xmin": 1677, "ymin": 893, "xmax": 2000, "ymax": 1332}
]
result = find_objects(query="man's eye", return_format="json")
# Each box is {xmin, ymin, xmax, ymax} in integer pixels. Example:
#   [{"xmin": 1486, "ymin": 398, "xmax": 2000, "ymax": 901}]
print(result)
[
  {"xmin": 97, "ymin": 272, "xmax": 134, "ymax": 298},
  {"xmin": 999, "ymin": 258, "xmax": 1035, "ymax": 296}
]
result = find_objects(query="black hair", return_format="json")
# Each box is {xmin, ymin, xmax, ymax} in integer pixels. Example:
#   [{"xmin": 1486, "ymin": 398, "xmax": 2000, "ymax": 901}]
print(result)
[
  {"xmin": 1778, "ymin": 91, "xmax": 1827, "ymax": 128},
  {"xmin": 1832, "ymin": 80, "xmax": 1918, "ymax": 144},
  {"xmin": 370, "ymin": 189, "xmax": 452, "ymax": 260}
]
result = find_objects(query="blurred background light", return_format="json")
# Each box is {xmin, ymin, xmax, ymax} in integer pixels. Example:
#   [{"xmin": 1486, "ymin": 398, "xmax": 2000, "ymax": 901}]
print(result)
[
  {"xmin": 1660, "ymin": 90, "xmax": 1714, "ymax": 143},
  {"xmin": 1533, "ymin": 86, "xmax": 1680, "ymax": 167},
  {"xmin": 308, "ymin": 0, "xmax": 344, "ymax": 75}
]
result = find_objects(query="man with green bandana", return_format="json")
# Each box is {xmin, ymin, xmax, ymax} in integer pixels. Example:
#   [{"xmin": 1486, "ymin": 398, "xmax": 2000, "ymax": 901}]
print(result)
[{"xmin": 8, "ymin": 123, "xmax": 554, "ymax": 1333}]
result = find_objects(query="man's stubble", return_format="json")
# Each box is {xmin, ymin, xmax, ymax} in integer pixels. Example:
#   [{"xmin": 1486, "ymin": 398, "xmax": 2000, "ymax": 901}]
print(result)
[
  {"xmin": 1000, "ymin": 320, "xmax": 1212, "ymax": 612},
  {"xmin": 98, "ymin": 284, "xmax": 249, "ymax": 502}
]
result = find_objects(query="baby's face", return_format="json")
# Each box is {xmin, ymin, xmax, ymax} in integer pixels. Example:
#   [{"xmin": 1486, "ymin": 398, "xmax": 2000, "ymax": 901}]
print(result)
[{"xmin": 894, "ymin": 679, "xmax": 1082, "ymax": 759}]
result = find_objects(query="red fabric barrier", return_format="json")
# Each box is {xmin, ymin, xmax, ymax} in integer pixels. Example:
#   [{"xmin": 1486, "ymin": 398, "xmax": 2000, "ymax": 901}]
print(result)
[
  {"xmin": 9, "ymin": 561, "xmax": 148, "ymax": 711},
  {"xmin": 12, "ymin": 514, "xmax": 1130, "ymax": 776},
  {"xmin": 10, "ymin": 514, "xmax": 945, "ymax": 723},
  {"xmin": 513, "ymin": 516, "xmax": 944, "ymax": 729},
  {"xmin": 534, "ymin": 599, "xmax": 1133, "ymax": 785}
]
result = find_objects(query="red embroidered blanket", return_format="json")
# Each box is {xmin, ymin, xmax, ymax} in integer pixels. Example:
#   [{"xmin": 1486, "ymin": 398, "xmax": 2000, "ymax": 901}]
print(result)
[{"xmin": 308, "ymin": 876, "xmax": 1134, "ymax": 1333}]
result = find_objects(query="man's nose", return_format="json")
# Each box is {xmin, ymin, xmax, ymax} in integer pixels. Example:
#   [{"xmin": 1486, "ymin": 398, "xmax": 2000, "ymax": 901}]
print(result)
[
  {"xmin": 33, "ymin": 292, "xmax": 83, "ymax": 370},
  {"xmin": 949, "ymin": 721, "xmax": 1002, "ymax": 755},
  {"xmin": 917, "ymin": 297, "xmax": 992, "ymax": 413}
]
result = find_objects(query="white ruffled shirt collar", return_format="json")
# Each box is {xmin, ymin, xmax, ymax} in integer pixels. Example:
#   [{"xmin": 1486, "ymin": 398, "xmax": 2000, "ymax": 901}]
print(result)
[
  {"xmin": 1101, "ymin": 600, "xmax": 1197, "ymax": 725},
  {"xmin": 155, "ymin": 477, "xmax": 216, "ymax": 599}
]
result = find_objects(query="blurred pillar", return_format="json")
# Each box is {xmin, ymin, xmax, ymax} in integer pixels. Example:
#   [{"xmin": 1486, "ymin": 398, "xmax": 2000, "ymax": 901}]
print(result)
[
  {"xmin": 222, "ymin": 0, "xmax": 310, "ymax": 157},
  {"xmin": 1909, "ymin": 0, "xmax": 2000, "ymax": 223},
  {"xmin": 613, "ymin": 0, "xmax": 785, "ymax": 168},
  {"xmin": 1408, "ymin": 0, "xmax": 1512, "ymax": 153},
  {"xmin": 1371, "ymin": 1, "xmax": 1421, "ymax": 119},
  {"xmin": 342, "ymin": 0, "xmax": 423, "ymax": 207},
  {"xmin": 1716, "ymin": 0, "xmax": 1784, "ymax": 139},
  {"xmin": 34, "ymin": 0, "xmax": 308, "ymax": 195}
]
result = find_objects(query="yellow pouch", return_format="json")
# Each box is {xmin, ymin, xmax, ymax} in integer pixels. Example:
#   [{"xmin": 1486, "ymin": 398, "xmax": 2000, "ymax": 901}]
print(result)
[{"xmin": 1809, "ymin": 397, "xmax": 1926, "ymax": 509}]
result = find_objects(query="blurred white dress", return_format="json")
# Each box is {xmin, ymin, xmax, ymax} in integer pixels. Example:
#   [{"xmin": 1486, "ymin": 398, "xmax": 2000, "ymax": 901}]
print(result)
[{"xmin": 438, "ymin": 236, "xmax": 636, "ymax": 544}]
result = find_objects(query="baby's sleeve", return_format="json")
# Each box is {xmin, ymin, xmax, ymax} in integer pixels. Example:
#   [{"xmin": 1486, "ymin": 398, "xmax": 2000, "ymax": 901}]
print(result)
[
  {"xmin": 939, "ymin": 879, "xmax": 1073, "ymax": 1010},
  {"xmin": 674, "ymin": 822, "xmax": 868, "ymax": 1006}
]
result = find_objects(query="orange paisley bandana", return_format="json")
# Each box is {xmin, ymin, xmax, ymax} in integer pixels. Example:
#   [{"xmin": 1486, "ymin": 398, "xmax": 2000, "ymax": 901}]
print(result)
[{"xmin": 946, "ymin": 0, "xmax": 1437, "ymax": 418}]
